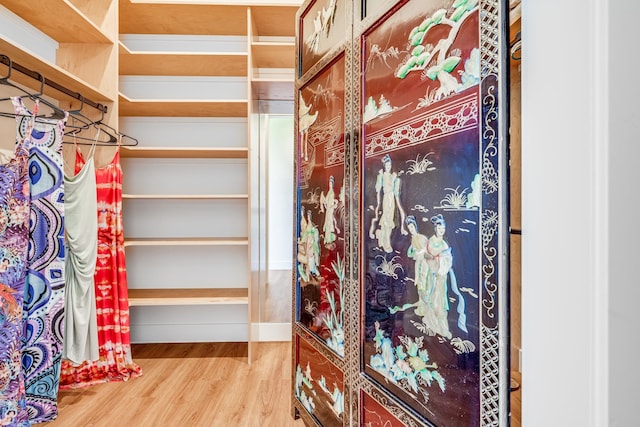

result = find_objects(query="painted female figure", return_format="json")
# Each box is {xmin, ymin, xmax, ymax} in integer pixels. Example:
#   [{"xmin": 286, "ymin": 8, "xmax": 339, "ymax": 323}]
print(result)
[
  {"xmin": 297, "ymin": 208, "xmax": 321, "ymax": 282},
  {"xmin": 424, "ymin": 214, "xmax": 467, "ymax": 337},
  {"xmin": 389, "ymin": 215, "xmax": 431, "ymax": 317},
  {"xmin": 320, "ymin": 175, "xmax": 339, "ymax": 246},
  {"xmin": 390, "ymin": 214, "xmax": 467, "ymax": 339},
  {"xmin": 370, "ymin": 154, "xmax": 407, "ymax": 253}
]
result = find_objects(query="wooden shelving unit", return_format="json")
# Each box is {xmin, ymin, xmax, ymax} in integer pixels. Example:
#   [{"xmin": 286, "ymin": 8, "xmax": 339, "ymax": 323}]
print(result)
[
  {"xmin": 248, "ymin": 9, "xmax": 295, "ymax": 102},
  {"xmin": 117, "ymin": 0, "xmax": 298, "ymax": 350},
  {"xmin": 0, "ymin": 38, "xmax": 113, "ymax": 103},
  {"xmin": 1, "ymin": 0, "xmax": 118, "ymax": 133}
]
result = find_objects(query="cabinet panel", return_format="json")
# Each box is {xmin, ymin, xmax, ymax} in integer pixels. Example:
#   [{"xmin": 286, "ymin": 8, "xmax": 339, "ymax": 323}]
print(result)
[
  {"xmin": 293, "ymin": 0, "xmax": 511, "ymax": 425},
  {"xmin": 294, "ymin": 334, "xmax": 344, "ymax": 426}
]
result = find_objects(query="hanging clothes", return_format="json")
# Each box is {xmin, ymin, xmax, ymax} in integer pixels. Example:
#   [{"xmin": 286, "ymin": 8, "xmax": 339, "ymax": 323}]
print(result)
[
  {"xmin": 60, "ymin": 146, "xmax": 141, "ymax": 388},
  {"xmin": 0, "ymin": 100, "xmax": 32, "ymax": 427},
  {"xmin": 62, "ymin": 139, "xmax": 98, "ymax": 365},
  {"xmin": 14, "ymin": 97, "xmax": 68, "ymax": 423}
]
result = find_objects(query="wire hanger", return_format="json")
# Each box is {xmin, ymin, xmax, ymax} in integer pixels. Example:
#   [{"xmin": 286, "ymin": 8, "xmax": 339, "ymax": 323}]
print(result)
[
  {"xmin": 1, "ymin": 53, "xmax": 139, "ymax": 146},
  {"xmin": 0, "ymin": 54, "xmax": 68, "ymax": 120},
  {"xmin": 94, "ymin": 119, "xmax": 139, "ymax": 146},
  {"xmin": 63, "ymin": 93, "xmax": 115, "ymax": 144}
]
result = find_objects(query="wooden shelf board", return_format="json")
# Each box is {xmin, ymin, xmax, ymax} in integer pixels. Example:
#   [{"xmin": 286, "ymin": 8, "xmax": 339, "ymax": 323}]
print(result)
[
  {"xmin": 124, "ymin": 237, "xmax": 249, "ymax": 247},
  {"xmin": 120, "ymin": 2, "xmax": 249, "ymax": 35},
  {"xmin": 123, "ymin": 194, "xmax": 248, "ymax": 200},
  {"xmin": 128, "ymin": 288, "xmax": 248, "ymax": 306},
  {"xmin": 120, "ymin": 2, "xmax": 297, "ymax": 36},
  {"xmin": 251, "ymin": 42, "xmax": 294, "ymax": 69},
  {"xmin": 120, "ymin": 146, "xmax": 248, "ymax": 158},
  {"xmin": 2, "ymin": 0, "xmax": 111, "ymax": 43},
  {"xmin": 251, "ymin": 6, "xmax": 298, "ymax": 37},
  {"xmin": 251, "ymin": 79, "xmax": 294, "ymax": 101},
  {"xmin": 119, "ymin": 43, "xmax": 248, "ymax": 76},
  {"xmin": 0, "ymin": 37, "xmax": 114, "ymax": 103},
  {"xmin": 119, "ymin": 94, "xmax": 248, "ymax": 117}
]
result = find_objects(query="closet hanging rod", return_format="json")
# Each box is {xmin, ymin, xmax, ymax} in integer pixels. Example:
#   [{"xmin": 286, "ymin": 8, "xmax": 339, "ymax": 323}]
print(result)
[{"xmin": 0, "ymin": 54, "xmax": 108, "ymax": 114}]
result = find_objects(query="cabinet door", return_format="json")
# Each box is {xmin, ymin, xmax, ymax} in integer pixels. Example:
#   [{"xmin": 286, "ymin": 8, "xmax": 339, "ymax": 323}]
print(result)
[
  {"xmin": 354, "ymin": 0, "xmax": 510, "ymax": 425},
  {"xmin": 294, "ymin": 1, "xmax": 510, "ymax": 426},
  {"xmin": 293, "ymin": 0, "xmax": 352, "ymax": 425}
]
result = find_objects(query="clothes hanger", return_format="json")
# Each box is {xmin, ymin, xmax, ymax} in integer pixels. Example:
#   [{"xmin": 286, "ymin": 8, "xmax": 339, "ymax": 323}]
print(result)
[
  {"xmin": 94, "ymin": 119, "xmax": 139, "ymax": 147},
  {"xmin": 63, "ymin": 94, "xmax": 119, "ymax": 145},
  {"xmin": 0, "ymin": 54, "xmax": 67, "ymax": 120},
  {"xmin": 1, "ymin": 54, "xmax": 138, "ymax": 146},
  {"xmin": 64, "ymin": 93, "xmax": 138, "ymax": 146}
]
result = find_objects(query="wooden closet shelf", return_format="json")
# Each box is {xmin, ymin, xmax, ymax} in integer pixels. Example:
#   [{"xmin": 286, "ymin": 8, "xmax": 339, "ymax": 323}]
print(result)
[
  {"xmin": 2, "ymin": 0, "xmax": 112, "ymax": 43},
  {"xmin": 119, "ymin": 95, "xmax": 248, "ymax": 117},
  {"xmin": 128, "ymin": 288, "xmax": 248, "ymax": 306},
  {"xmin": 120, "ymin": 146, "xmax": 248, "ymax": 158},
  {"xmin": 251, "ymin": 80, "xmax": 294, "ymax": 101},
  {"xmin": 0, "ymin": 38, "xmax": 114, "ymax": 103},
  {"xmin": 251, "ymin": 43, "xmax": 295, "ymax": 69},
  {"xmin": 123, "ymin": 194, "xmax": 249, "ymax": 200},
  {"xmin": 120, "ymin": 2, "xmax": 248, "ymax": 35},
  {"xmin": 119, "ymin": 44, "xmax": 248, "ymax": 77},
  {"xmin": 120, "ymin": 2, "xmax": 298, "ymax": 37},
  {"xmin": 124, "ymin": 237, "xmax": 249, "ymax": 247},
  {"xmin": 251, "ymin": 6, "xmax": 298, "ymax": 38}
]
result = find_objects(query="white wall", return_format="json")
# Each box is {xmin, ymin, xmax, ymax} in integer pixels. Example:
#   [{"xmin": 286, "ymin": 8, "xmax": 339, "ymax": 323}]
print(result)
[
  {"xmin": 521, "ymin": 0, "xmax": 611, "ymax": 425},
  {"xmin": 266, "ymin": 115, "xmax": 294, "ymax": 270}
]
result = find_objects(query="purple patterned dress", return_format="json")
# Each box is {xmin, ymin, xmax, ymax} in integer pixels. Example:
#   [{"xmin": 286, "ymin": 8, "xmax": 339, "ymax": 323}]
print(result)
[
  {"xmin": 14, "ymin": 98, "xmax": 68, "ymax": 423},
  {"xmin": 0, "ymin": 99, "xmax": 32, "ymax": 427}
]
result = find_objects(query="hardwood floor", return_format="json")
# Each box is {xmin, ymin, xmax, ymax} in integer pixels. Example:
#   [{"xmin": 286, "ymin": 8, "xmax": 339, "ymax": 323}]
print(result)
[
  {"xmin": 43, "ymin": 342, "xmax": 521, "ymax": 426},
  {"xmin": 44, "ymin": 342, "xmax": 304, "ymax": 427},
  {"xmin": 511, "ymin": 370, "xmax": 522, "ymax": 427}
]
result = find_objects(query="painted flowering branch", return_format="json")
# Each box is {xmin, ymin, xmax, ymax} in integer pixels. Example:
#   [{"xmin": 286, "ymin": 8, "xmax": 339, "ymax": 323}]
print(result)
[{"xmin": 396, "ymin": 0, "xmax": 479, "ymax": 99}]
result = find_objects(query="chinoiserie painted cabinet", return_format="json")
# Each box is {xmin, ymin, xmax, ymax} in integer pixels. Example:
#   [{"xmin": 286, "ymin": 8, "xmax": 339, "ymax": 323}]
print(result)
[{"xmin": 292, "ymin": 0, "xmax": 511, "ymax": 426}]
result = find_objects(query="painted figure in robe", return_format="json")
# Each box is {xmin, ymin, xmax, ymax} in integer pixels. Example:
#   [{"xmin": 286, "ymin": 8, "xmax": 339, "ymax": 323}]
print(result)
[{"xmin": 370, "ymin": 154, "xmax": 407, "ymax": 253}]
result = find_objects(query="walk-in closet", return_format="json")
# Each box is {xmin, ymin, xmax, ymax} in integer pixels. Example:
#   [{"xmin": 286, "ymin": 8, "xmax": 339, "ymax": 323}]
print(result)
[{"xmin": 0, "ymin": 0, "xmax": 628, "ymax": 426}]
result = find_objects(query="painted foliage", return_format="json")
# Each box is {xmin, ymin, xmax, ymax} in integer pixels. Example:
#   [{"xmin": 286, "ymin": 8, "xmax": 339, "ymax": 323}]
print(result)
[
  {"xmin": 296, "ymin": 55, "xmax": 346, "ymax": 357},
  {"xmin": 361, "ymin": 0, "xmax": 485, "ymax": 425},
  {"xmin": 295, "ymin": 335, "xmax": 345, "ymax": 426},
  {"xmin": 300, "ymin": 0, "xmax": 347, "ymax": 76}
]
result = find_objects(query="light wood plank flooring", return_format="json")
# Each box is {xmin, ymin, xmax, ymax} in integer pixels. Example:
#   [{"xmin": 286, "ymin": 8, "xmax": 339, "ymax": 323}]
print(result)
[
  {"xmin": 43, "ymin": 342, "xmax": 521, "ymax": 426},
  {"xmin": 44, "ymin": 342, "xmax": 304, "ymax": 427}
]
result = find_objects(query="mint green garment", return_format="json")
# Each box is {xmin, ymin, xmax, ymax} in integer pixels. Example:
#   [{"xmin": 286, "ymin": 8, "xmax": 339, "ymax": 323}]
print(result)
[{"xmin": 62, "ymin": 153, "xmax": 99, "ymax": 365}]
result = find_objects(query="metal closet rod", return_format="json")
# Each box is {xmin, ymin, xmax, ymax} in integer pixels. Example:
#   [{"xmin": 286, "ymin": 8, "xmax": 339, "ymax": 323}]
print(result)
[{"xmin": 0, "ymin": 54, "xmax": 108, "ymax": 114}]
